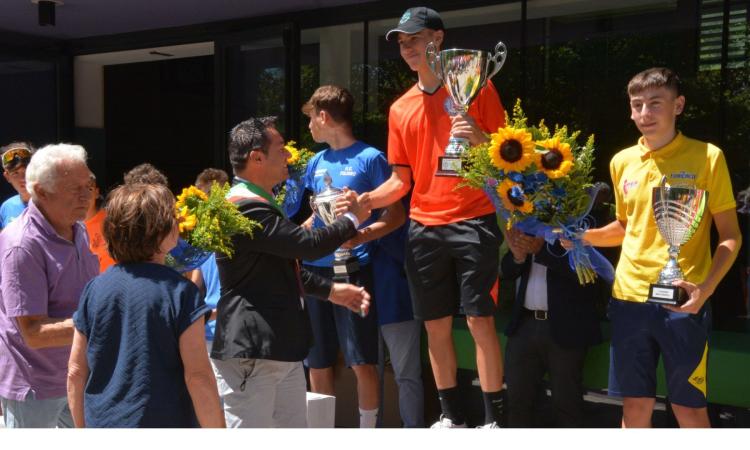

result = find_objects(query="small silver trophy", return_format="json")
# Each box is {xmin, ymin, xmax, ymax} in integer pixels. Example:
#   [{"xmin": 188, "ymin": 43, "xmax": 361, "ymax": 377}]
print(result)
[
  {"xmin": 310, "ymin": 172, "xmax": 360, "ymax": 282},
  {"xmin": 426, "ymin": 40, "xmax": 507, "ymax": 176},
  {"xmin": 647, "ymin": 177, "xmax": 708, "ymax": 305}
]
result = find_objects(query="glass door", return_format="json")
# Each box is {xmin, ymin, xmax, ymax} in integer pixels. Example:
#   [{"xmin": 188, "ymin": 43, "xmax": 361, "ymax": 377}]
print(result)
[
  {"xmin": 216, "ymin": 24, "xmax": 299, "ymax": 168},
  {"xmin": 0, "ymin": 53, "xmax": 62, "ymax": 199}
]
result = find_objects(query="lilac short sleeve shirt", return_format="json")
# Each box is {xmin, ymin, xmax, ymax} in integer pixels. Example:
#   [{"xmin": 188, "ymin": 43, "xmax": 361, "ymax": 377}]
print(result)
[{"xmin": 0, "ymin": 200, "xmax": 99, "ymax": 400}]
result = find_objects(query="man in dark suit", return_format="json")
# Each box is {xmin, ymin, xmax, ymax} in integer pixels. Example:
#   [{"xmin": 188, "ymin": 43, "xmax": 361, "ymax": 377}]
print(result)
[
  {"xmin": 210, "ymin": 116, "xmax": 371, "ymax": 428},
  {"xmin": 501, "ymin": 227, "xmax": 604, "ymax": 427}
]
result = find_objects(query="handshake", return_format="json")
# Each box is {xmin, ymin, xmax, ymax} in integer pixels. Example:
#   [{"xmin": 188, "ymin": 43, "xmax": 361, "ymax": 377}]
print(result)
[
  {"xmin": 329, "ymin": 188, "xmax": 371, "ymax": 225},
  {"xmin": 309, "ymin": 188, "xmax": 374, "ymax": 317},
  {"xmin": 306, "ymin": 188, "xmax": 370, "ymax": 233}
]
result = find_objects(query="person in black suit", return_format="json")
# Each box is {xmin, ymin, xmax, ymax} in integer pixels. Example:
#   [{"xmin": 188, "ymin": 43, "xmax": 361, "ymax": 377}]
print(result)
[
  {"xmin": 501, "ymin": 227, "xmax": 604, "ymax": 427},
  {"xmin": 210, "ymin": 116, "xmax": 371, "ymax": 428}
]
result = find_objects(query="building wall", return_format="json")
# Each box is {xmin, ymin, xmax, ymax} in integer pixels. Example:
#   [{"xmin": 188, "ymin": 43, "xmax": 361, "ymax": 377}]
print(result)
[{"xmin": 0, "ymin": 0, "xmax": 748, "ymax": 330}]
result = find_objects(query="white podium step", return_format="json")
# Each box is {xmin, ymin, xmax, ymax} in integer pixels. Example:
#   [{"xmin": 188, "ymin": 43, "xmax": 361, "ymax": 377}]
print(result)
[{"xmin": 306, "ymin": 392, "xmax": 335, "ymax": 428}]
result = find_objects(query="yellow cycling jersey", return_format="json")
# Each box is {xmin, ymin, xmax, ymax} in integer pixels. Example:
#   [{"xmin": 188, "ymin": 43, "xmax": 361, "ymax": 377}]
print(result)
[{"xmin": 609, "ymin": 132, "xmax": 736, "ymax": 302}]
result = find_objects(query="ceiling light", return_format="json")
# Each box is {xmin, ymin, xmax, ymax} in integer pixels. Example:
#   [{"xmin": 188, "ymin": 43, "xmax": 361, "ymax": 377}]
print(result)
[{"xmin": 31, "ymin": 0, "xmax": 63, "ymax": 27}]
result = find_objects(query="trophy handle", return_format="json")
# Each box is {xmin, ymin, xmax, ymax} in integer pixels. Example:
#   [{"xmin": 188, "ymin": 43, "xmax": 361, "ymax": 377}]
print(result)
[
  {"xmin": 426, "ymin": 41, "xmax": 442, "ymax": 81},
  {"xmin": 486, "ymin": 41, "xmax": 508, "ymax": 82},
  {"xmin": 309, "ymin": 196, "xmax": 319, "ymax": 216}
]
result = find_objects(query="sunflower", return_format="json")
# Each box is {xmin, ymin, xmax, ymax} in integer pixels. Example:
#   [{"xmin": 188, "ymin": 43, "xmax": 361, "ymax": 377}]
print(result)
[
  {"xmin": 176, "ymin": 185, "xmax": 208, "ymax": 209},
  {"xmin": 286, "ymin": 144, "xmax": 300, "ymax": 165},
  {"xmin": 488, "ymin": 126, "xmax": 535, "ymax": 172},
  {"xmin": 497, "ymin": 179, "xmax": 534, "ymax": 214},
  {"xmin": 177, "ymin": 206, "xmax": 197, "ymax": 233},
  {"xmin": 536, "ymin": 137, "xmax": 574, "ymax": 179}
]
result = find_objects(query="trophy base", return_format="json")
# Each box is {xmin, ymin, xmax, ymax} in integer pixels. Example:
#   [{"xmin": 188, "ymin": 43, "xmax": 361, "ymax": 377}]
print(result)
[
  {"xmin": 647, "ymin": 283, "xmax": 688, "ymax": 306},
  {"xmin": 332, "ymin": 257, "xmax": 360, "ymax": 283},
  {"xmin": 436, "ymin": 156, "xmax": 462, "ymax": 177}
]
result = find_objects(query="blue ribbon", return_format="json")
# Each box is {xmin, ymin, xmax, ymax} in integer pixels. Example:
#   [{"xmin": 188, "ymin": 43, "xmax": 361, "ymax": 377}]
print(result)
[
  {"xmin": 281, "ymin": 174, "xmax": 304, "ymax": 218},
  {"xmin": 553, "ymin": 219, "xmax": 615, "ymax": 285},
  {"xmin": 484, "ymin": 180, "xmax": 614, "ymax": 284}
]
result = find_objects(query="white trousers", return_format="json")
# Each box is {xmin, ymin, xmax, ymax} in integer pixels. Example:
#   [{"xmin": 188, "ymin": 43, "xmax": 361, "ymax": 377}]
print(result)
[{"xmin": 211, "ymin": 357, "xmax": 307, "ymax": 428}]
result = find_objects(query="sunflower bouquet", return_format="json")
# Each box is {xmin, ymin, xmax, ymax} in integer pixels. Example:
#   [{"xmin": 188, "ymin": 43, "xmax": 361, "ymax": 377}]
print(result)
[
  {"xmin": 459, "ymin": 99, "xmax": 613, "ymax": 285},
  {"xmin": 168, "ymin": 183, "xmax": 260, "ymax": 272},
  {"xmin": 275, "ymin": 140, "xmax": 315, "ymax": 217}
]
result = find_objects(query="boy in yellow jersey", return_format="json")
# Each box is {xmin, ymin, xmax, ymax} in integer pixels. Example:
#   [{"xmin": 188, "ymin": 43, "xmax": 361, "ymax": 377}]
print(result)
[{"xmin": 577, "ymin": 67, "xmax": 741, "ymax": 427}]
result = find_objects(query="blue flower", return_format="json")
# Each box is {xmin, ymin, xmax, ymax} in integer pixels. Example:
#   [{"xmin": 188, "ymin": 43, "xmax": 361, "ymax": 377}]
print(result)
[
  {"xmin": 552, "ymin": 187, "xmax": 566, "ymax": 198},
  {"xmin": 485, "ymin": 177, "xmax": 498, "ymax": 188},
  {"xmin": 523, "ymin": 172, "xmax": 548, "ymax": 192},
  {"xmin": 508, "ymin": 171, "xmax": 524, "ymax": 183}
]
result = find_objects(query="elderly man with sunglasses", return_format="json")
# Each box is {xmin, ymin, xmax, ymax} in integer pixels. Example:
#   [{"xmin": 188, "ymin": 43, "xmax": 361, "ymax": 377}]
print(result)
[
  {"xmin": 0, "ymin": 142, "xmax": 34, "ymax": 231},
  {"xmin": 0, "ymin": 143, "xmax": 99, "ymax": 428}
]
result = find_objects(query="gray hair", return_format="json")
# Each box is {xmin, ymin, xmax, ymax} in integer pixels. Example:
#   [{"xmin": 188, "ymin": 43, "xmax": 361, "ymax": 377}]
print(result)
[{"xmin": 26, "ymin": 143, "xmax": 88, "ymax": 199}]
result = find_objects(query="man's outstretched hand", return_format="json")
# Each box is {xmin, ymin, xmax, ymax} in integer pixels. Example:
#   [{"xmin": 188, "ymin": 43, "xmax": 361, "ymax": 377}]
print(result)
[{"xmin": 328, "ymin": 283, "xmax": 371, "ymax": 316}]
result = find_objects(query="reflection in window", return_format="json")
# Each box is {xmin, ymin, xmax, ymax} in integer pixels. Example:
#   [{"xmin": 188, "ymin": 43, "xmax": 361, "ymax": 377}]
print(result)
[
  {"xmin": 310, "ymin": 1, "xmax": 750, "ymax": 332},
  {"xmin": 0, "ymin": 58, "xmax": 57, "ymax": 146},
  {"xmin": 226, "ymin": 38, "xmax": 286, "ymax": 134},
  {"xmin": 0, "ymin": 58, "xmax": 58, "ymax": 200},
  {"xmin": 699, "ymin": 0, "xmax": 748, "ymax": 71},
  {"xmin": 300, "ymin": 24, "xmax": 364, "ymax": 150}
]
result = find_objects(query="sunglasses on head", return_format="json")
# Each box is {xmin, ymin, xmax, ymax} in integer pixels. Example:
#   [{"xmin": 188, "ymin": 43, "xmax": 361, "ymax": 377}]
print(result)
[{"xmin": 1, "ymin": 148, "xmax": 31, "ymax": 170}]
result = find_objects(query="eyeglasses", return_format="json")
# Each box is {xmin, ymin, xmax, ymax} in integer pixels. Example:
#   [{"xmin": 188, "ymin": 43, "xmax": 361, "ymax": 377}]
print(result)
[{"xmin": 1, "ymin": 148, "xmax": 31, "ymax": 171}]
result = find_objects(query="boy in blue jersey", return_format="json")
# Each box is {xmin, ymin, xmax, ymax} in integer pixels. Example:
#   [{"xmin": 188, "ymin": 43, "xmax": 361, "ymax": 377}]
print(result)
[
  {"xmin": 0, "ymin": 142, "xmax": 34, "ymax": 230},
  {"xmin": 302, "ymin": 85, "xmax": 405, "ymax": 427}
]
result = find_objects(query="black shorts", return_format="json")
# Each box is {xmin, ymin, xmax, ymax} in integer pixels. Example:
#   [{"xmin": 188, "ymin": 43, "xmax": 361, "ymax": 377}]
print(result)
[
  {"xmin": 304, "ymin": 264, "xmax": 379, "ymax": 369},
  {"xmin": 404, "ymin": 214, "xmax": 501, "ymax": 321}
]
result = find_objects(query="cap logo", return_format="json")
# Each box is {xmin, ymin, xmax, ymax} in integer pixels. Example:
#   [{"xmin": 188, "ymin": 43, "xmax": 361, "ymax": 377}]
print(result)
[{"xmin": 399, "ymin": 11, "xmax": 411, "ymax": 25}]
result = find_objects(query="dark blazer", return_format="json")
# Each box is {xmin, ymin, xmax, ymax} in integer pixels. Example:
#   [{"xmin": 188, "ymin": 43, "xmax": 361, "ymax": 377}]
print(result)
[
  {"xmin": 212, "ymin": 197, "xmax": 357, "ymax": 362},
  {"xmin": 501, "ymin": 242, "xmax": 604, "ymax": 349}
]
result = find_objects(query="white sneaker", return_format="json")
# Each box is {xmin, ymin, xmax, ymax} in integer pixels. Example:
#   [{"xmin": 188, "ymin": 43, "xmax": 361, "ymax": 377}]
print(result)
[
  {"xmin": 477, "ymin": 422, "xmax": 500, "ymax": 429},
  {"xmin": 430, "ymin": 415, "xmax": 467, "ymax": 428}
]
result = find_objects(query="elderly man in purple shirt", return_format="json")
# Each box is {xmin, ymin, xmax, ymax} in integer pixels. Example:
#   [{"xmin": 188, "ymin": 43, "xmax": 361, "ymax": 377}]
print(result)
[{"xmin": 0, "ymin": 143, "xmax": 98, "ymax": 428}]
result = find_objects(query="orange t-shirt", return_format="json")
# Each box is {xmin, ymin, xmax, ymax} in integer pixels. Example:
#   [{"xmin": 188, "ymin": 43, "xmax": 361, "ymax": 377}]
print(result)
[
  {"xmin": 84, "ymin": 209, "xmax": 116, "ymax": 273},
  {"xmin": 387, "ymin": 80, "xmax": 505, "ymax": 226}
]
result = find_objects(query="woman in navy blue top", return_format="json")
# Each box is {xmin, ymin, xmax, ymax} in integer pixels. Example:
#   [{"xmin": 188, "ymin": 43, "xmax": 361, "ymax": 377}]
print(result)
[{"xmin": 67, "ymin": 183, "xmax": 224, "ymax": 428}]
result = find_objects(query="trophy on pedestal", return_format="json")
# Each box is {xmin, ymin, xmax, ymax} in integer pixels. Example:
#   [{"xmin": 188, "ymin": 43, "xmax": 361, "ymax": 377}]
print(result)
[
  {"xmin": 647, "ymin": 177, "xmax": 708, "ymax": 305},
  {"xmin": 310, "ymin": 172, "xmax": 360, "ymax": 283},
  {"xmin": 426, "ymin": 40, "xmax": 508, "ymax": 176}
]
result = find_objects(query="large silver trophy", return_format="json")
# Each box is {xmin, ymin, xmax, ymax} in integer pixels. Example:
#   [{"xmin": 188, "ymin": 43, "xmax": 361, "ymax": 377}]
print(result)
[
  {"xmin": 426, "ymin": 40, "xmax": 507, "ymax": 176},
  {"xmin": 310, "ymin": 172, "xmax": 360, "ymax": 283},
  {"xmin": 647, "ymin": 177, "xmax": 708, "ymax": 305}
]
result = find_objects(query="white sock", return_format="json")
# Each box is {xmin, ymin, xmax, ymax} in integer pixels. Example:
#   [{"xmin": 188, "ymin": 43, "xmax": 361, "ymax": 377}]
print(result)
[{"xmin": 359, "ymin": 407, "xmax": 378, "ymax": 428}]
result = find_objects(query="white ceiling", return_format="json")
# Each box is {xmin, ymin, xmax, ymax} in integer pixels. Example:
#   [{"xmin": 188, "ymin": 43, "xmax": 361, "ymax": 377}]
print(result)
[{"xmin": 0, "ymin": 0, "xmax": 377, "ymax": 39}]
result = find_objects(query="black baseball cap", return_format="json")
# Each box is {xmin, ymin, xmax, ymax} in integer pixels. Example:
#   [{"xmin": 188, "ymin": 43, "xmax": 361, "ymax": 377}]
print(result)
[{"xmin": 385, "ymin": 7, "xmax": 444, "ymax": 41}]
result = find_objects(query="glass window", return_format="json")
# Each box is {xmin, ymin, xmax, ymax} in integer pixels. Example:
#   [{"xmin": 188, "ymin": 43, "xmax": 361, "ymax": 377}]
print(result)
[
  {"xmin": 0, "ymin": 57, "xmax": 57, "ymax": 199},
  {"xmin": 722, "ymin": 0, "xmax": 750, "ymax": 332},
  {"xmin": 0, "ymin": 58, "xmax": 57, "ymax": 145},
  {"xmin": 365, "ymin": 17, "xmax": 416, "ymax": 152},
  {"xmin": 363, "ymin": 1, "xmax": 750, "ymax": 331},
  {"xmin": 365, "ymin": 5, "xmax": 524, "ymax": 153},
  {"xmin": 225, "ymin": 37, "xmax": 287, "ymax": 134},
  {"xmin": 104, "ymin": 56, "xmax": 214, "ymax": 192},
  {"xmin": 299, "ymin": 23, "xmax": 365, "ymax": 150}
]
